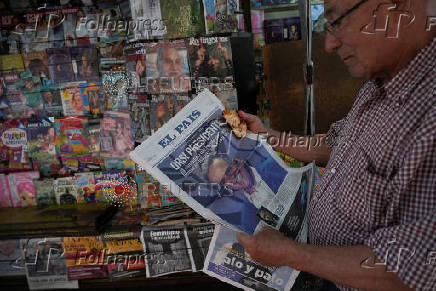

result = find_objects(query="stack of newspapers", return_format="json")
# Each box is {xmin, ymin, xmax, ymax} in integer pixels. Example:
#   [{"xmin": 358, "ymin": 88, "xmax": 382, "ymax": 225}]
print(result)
[{"xmin": 130, "ymin": 89, "xmax": 314, "ymax": 291}]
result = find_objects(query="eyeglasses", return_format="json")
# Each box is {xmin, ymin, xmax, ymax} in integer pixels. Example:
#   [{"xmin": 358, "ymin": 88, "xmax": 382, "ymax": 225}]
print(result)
[{"xmin": 323, "ymin": 0, "xmax": 367, "ymax": 35}]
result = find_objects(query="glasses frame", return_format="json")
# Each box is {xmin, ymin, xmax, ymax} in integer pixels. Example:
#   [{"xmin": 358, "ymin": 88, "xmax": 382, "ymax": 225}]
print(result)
[{"xmin": 324, "ymin": 0, "xmax": 368, "ymax": 35}]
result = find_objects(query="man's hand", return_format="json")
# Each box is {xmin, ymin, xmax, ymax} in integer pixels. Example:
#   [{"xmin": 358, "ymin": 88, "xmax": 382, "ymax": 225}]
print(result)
[
  {"xmin": 237, "ymin": 111, "xmax": 269, "ymax": 135},
  {"xmin": 237, "ymin": 227, "xmax": 297, "ymax": 267}
]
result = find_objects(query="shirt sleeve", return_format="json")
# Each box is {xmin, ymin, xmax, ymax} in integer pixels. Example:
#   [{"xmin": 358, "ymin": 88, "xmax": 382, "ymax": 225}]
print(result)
[
  {"xmin": 364, "ymin": 111, "xmax": 436, "ymax": 289},
  {"xmin": 325, "ymin": 118, "xmax": 346, "ymax": 148}
]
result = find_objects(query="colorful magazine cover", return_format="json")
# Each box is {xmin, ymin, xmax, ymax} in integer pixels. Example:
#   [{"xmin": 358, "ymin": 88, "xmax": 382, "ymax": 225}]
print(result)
[
  {"xmin": 22, "ymin": 51, "xmax": 51, "ymax": 86},
  {"xmin": 0, "ymin": 173, "xmax": 11, "ymax": 207},
  {"xmin": 0, "ymin": 239, "xmax": 25, "ymax": 276},
  {"xmin": 145, "ymin": 40, "xmax": 191, "ymax": 94},
  {"xmin": 54, "ymin": 116, "xmax": 90, "ymax": 158},
  {"xmin": 203, "ymin": 0, "xmax": 216, "ymax": 34},
  {"xmin": 101, "ymin": 72, "xmax": 129, "ymax": 111},
  {"xmin": 15, "ymin": 71, "xmax": 43, "ymax": 116},
  {"xmin": 21, "ymin": 237, "xmax": 78, "ymax": 290},
  {"xmin": 1, "ymin": 54, "xmax": 25, "ymax": 73},
  {"xmin": 74, "ymin": 172, "xmax": 96, "ymax": 203},
  {"xmin": 26, "ymin": 117, "xmax": 57, "ymax": 163},
  {"xmin": 33, "ymin": 179, "xmax": 56, "ymax": 207},
  {"xmin": 61, "ymin": 83, "xmax": 89, "ymax": 116},
  {"xmin": 124, "ymin": 42, "xmax": 147, "ymax": 90},
  {"xmin": 185, "ymin": 223, "xmax": 215, "ymax": 271},
  {"xmin": 141, "ymin": 225, "xmax": 194, "ymax": 277},
  {"xmin": 70, "ymin": 46, "xmax": 99, "ymax": 81},
  {"xmin": 98, "ymin": 40, "xmax": 126, "ymax": 72},
  {"xmin": 7, "ymin": 171, "xmax": 40, "ymax": 207},
  {"xmin": 128, "ymin": 90, "xmax": 151, "ymax": 143},
  {"xmin": 102, "ymin": 231, "xmax": 146, "ymax": 279},
  {"xmin": 100, "ymin": 111, "xmax": 134, "ymax": 159},
  {"xmin": 62, "ymin": 236, "xmax": 108, "ymax": 280},
  {"xmin": 0, "ymin": 118, "xmax": 31, "ymax": 171},
  {"xmin": 80, "ymin": 82, "xmax": 101, "ymax": 116},
  {"xmin": 86, "ymin": 118, "xmax": 101, "ymax": 156},
  {"xmin": 3, "ymin": 73, "xmax": 28, "ymax": 118},
  {"xmin": 47, "ymin": 48, "xmax": 75, "ymax": 84},
  {"xmin": 94, "ymin": 170, "xmax": 129, "ymax": 203},
  {"xmin": 40, "ymin": 84, "xmax": 63, "ymax": 117},
  {"xmin": 54, "ymin": 176, "xmax": 78, "ymax": 204}
]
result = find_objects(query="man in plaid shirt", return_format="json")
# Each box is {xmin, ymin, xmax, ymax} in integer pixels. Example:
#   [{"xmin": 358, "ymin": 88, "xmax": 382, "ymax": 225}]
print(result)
[{"xmin": 237, "ymin": 0, "xmax": 435, "ymax": 290}]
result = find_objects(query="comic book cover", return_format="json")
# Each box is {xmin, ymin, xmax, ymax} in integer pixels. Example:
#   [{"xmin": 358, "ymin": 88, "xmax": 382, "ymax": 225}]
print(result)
[
  {"xmin": 54, "ymin": 176, "xmax": 78, "ymax": 204},
  {"xmin": 128, "ymin": 89, "xmax": 150, "ymax": 143},
  {"xmin": 202, "ymin": 0, "xmax": 216, "ymax": 34},
  {"xmin": 80, "ymin": 82, "xmax": 101, "ymax": 116},
  {"xmin": 21, "ymin": 237, "xmax": 78, "ymax": 290},
  {"xmin": 74, "ymin": 172, "xmax": 96, "ymax": 203},
  {"xmin": 62, "ymin": 236, "xmax": 108, "ymax": 280},
  {"xmin": 145, "ymin": 40, "xmax": 191, "ymax": 94},
  {"xmin": 101, "ymin": 71, "xmax": 129, "ymax": 111},
  {"xmin": 61, "ymin": 83, "xmax": 89, "ymax": 116},
  {"xmin": 187, "ymin": 36, "xmax": 234, "ymax": 86},
  {"xmin": 94, "ymin": 170, "xmax": 129, "ymax": 203},
  {"xmin": 33, "ymin": 179, "xmax": 56, "ymax": 207},
  {"xmin": 22, "ymin": 51, "xmax": 51, "ymax": 86},
  {"xmin": 184, "ymin": 223, "xmax": 215, "ymax": 271},
  {"xmin": 100, "ymin": 111, "xmax": 134, "ymax": 158},
  {"xmin": 40, "ymin": 84, "xmax": 63, "ymax": 117},
  {"xmin": 0, "ymin": 173, "xmax": 11, "ymax": 207},
  {"xmin": 75, "ymin": 7, "xmax": 98, "ymax": 46},
  {"xmin": 71, "ymin": 46, "xmax": 99, "ymax": 81},
  {"xmin": 62, "ymin": 8, "xmax": 79, "ymax": 47},
  {"xmin": 99, "ymin": 40, "xmax": 126, "ymax": 71},
  {"xmin": 102, "ymin": 231, "xmax": 146, "ymax": 279},
  {"xmin": 1, "ymin": 54, "xmax": 25, "ymax": 73},
  {"xmin": 0, "ymin": 118, "xmax": 31, "ymax": 171},
  {"xmin": 7, "ymin": 171, "xmax": 40, "ymax": 207},
  {"xmin": 0, "ymin": 239, "xmax": 25, "ymax": 276},
  {"xmin": 124, "ymin": 42, "xmax": 147, "ymax": 90},
  {"xmin": 47, "ymin": 48, "xmax": 74, "ymax": 84},
  {"xmin": 26, "ymin": 117, "xmax": 57, "ymax": 163},
  {"xmin": 141, "ymin": 225, "xmax": 194, "ymax": 277},
  {"xmin": 54, "ymin": 116, "xmax": 90, "ymax": 158}
]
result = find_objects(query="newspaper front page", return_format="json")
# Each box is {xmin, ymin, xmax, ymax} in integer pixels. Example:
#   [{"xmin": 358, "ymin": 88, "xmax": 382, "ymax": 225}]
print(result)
[{"xmin": 130, "ymin": 89, "xmax": 314, "ymax": 236}]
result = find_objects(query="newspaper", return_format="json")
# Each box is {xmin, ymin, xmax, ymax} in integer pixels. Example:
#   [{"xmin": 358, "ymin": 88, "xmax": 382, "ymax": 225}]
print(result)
[
  {"xmin": 204, "ymin": 225, "xmax": 299, "ymax": 291},
  {"xmin": 130, "ymin": 89, "xmax": 314, "ymax": 236},
  {"xmin": 184, "ymin": 223, "xmax": 215, "ymax": 271}
]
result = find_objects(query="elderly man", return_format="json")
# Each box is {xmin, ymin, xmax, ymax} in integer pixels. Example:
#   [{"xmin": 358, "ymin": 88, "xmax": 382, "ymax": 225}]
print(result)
[{"xmin": 237, "ymin": 0, "xmax": 435, "ymax": 290}]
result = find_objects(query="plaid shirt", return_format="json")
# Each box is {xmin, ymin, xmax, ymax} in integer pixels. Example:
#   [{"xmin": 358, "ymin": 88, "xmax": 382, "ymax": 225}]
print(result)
[{"xmin": 308, "ymin": 37, "xmax": 436, "ymax": 290}]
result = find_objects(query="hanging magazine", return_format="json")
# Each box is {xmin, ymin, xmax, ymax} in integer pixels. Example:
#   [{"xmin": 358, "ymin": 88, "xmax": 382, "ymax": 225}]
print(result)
[{"xmin": 130, "ymin": 89, "xmax": 314, "ymax": 235}]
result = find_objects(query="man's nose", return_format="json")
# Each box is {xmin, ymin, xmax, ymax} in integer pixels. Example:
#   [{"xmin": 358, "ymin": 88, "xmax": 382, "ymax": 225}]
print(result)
[{"xmin": 324, "ymin": 32, "xmax": 342, "ymax": 53}]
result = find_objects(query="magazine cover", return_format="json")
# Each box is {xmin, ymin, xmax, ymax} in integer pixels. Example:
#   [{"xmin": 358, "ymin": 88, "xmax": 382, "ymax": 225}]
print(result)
[
  {"xmin": 46, "ymin": 9, "xmax": 66, "ymax": 49},
  {"xmin": 26, "ymin": 117, "xmax": 57, "ymax": 163},
  {"xmin": 15, "ymin": 71, "xmax": 43, "ymax": 116},
  {"xmin": 208, "ymin": 82, "xmax": 238, "ymax": 110},
  {"xmin": 97, "ymin": 6, "xmax": 125, "ymax": 44},
  {"xmin": 141, "ymin": 225, "xmax": 194, "ymax": 277},
  {"xmin": 187, "ymin": 37, "xmax": 234, "ymax": 85},
  {"xmin": 1, "ymin": 54, "xmax": 25, "ymax": 73},
  {"xmin": 54, "ymin": 177, "xmax": 78, "ymax": 204},
  {"xmin": 149, "ymin": 94, "xmax": 173, "ymax": 133},
  {"xmin": 40, "ymin": 84, "xmax": 63, "ymax": 117},
  {"xmin": 33, "ymin": 179, "xmax": 56, "ymax": 207},
  {"xmin": 102, "ymin": 231, "xmax": 146, "ymax": 279},
  {"xmin": 159, "ymin": 0, "xmax": 203, "ymax": 39},
  {"xmin": 7, "ymin": 171, "xmax": 40, "ymax": 207},
  {"xmin": 94, "ymin": 170, "xmax": 129, "ymax": 203},
  {"xmin": 0, "ymin": 118, "xmax": 31, "ymax": 171},
  {"xmin": 203, "ymin": 0, "xmax": 216, "ymax": 34},
  {"xmin": 47, "ymin": 48, "xmax": 74, "ymax": 84},
  {"xmin": 22, "ymin": 51, "xmax": 50, "ymax": 85},
  {"xmin": 80, "ymin": 82, "xmax": 101, "ymax": 116},
  {"xmin": 21, "ymin": 11, "xmax": 49, "ymax": 53},
  {"xmin": 130, "ymin": 89, "xmax": 314, "ymax": 235},
  {"xmin": 86, "ymin": 118, "xmax": 101, "ymax": 155},
  {"xmin": 71, "ymin": 46, "xmax": 99, "ymax": 81},
  {"xmin": 74, "ymin": 172, "xmax": 96, "ymax": 203},
  {"xmin": 184, "ymin": 223, "xmax": 215, "ymax": 271},
  {"xmin": 100, "ymin": 111, "xmax": 134, "ymax": 159},
  {"xmin": 124, "ymin": 42, "xmax": 147, "ymax": 90},
  {"xmin": 21, "ymin": 237, "xmax": 78, "ymax": 290},
  {"xmin": 54, "ymin": 116, "xmax": 90, "ymax": 158},
  {"xmin": 0, "ymin": 174, "xmax": 11, "ymax": 207},
  {"xmin": 203, "ymin": 225, "xmax": 299, "ymax": 291},
  {"xmin": 61, "ymin": 83, "xmax": 89, "ymax": 116},
  {"xmin": 75, "ymin": 7, "xmax": 98, "ymax": 45},
  {"xmin": 128, "ymin": 89, "xmax": 151, "ymax": 143},
  {"xmin": 98, "ymin": 41, "xmax": 126, "ymax": 72},
  {"xmin": 63, "ymin": 8, "xmax": 79, "ymax": 47},
  {"xmin": 0, "ymin": 239, "xmax": 25, "ymax": 276},
  {"xmin": 101, "ymin": 72, "xmax": 129, "ymax": 111},
  {"xmin": 62, "ymin": 236, "xmax": 108, "ymax": 280},
  {"xmin": 3, "ymin": 73, "xmax": 28, "ymax": 119},
  {"xmin": 145, "ymin": 40, "xmax": 191, "ymax": 94},
  {"xmin": 214, "ymin": 0, "xmax": 238, "ymax": 33}
]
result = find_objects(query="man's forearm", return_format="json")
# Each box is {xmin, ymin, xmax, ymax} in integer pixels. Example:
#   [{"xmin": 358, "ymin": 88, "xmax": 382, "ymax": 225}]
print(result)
[{"xmin": 260, "ymin": 129, "xmax": 331, "ymax": 167}]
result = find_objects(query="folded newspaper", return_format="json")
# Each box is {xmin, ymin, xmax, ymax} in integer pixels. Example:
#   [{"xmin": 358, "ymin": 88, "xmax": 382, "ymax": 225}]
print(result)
[{"xmin": 130, "ymin": 89, "xmax": 314, "ymax": 236}]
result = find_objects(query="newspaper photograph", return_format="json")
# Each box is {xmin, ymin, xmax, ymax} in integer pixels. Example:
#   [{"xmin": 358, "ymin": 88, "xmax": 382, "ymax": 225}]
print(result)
[
  {"xmin": 184, "ymin": 223, "xmax": 215, "ymax": 271},
  {"xmin": 130, "ymin": 89, "xmax": 314, "ymax": 236},
  {"xmin": 203, "ymin": 225, "xmax": 299, "ymax": 291}
]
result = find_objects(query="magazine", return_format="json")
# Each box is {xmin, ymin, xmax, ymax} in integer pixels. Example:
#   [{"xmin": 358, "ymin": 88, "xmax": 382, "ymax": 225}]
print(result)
[
  {"xmin": 94, "ymin": 170, "xmax": 129, "ymax": 203},
  {"xmin": 145, "ymin": 40, "xmax": 191, "ymax": 94},
  {"xmin": 21, "ymin": 237, "xmax": 78, "ymax": 290},
  {"xmin": 207, "ymin": 82, "xmax": 238, "ymax": 110},
  {"xmin": 1, "ymin": 54, "xmax": 25, "ymax": 73},
  {"xmin": 15, "ymin": 71, "xmax": 43, "ymax": 116},
  {"xmin": 184, "ymin": 223, "xmax": 215, "ymax": 271},
  {"xmin": 54, "ymin": 177, "xmax": 78, "ymax": 204},
  {"xmin": 74, "ymin": 172, "xmax": 96, "ymax": 203},
  {"xmin": 203, "ymin": 225, "xmax": 300, "ymax": 291},
  {"xmin": 63, "ymin": 8, "xmax": 79, "ymax": 47},
  {"xmin": 7, "ymin": 171, "xmax": 40, "ymax": 207},
  {"xmin": 100, "ymin": 111, "xmax": 134, "ymax": 159},
  {"xmin": 80, "ymin": 82, "xmax": 101, "ymax": 116},
  {"xmin": 75, "ymin": 7, "xmax": 98, "ymax": 46},
  {"xmin": 61, "ymin": 83, "xmax": 89, "ymax": 116},
  {"xmin": 62, "ymin": 236, "xmax": 108, "ymax": 280},
  {"xmin": 47, "ymin": 48, "xmax": 75, "ymax": 84},
  {"xmin": 0, "ymin": 118, "xmax": 32, "ymax": 171},
  {"xmin": 26, "ymin": 117, "xmax": 57, "ymax": 163},
  {"xmin": 130, "ymin": 89, "xmax": 314, "ymax": 235},
  {"xmin": 159, "ymin": 0, "xmax": 202, "ymax": 39},
  {"xmin": 0, "ymin": 174, "xmax": 11, "ymax": 207},
  {"xmin": 149, "ymin": 94, "xmax": 173, "ymax": 133},
  {"xmin": 0, "ymin": 239, "xmax": 25, "ymax": 276},
  {"xmin": 71, "ymin": 46, "xmax": 100, "ymax": 82},
  {"xmin": 124, "ymin": 42, "xmax": 147, "ymax": 90},
  {"xmin": 33, "ymin": 179, "xmax": 56, "ymax": 207},
  {"xmin": 203, "ymin": 0, "xmax": 216, "ymax": 34},
  {"xmin": 98, "ymin": 41, "xmax": 126, "ymax": 72},
  {"xmin": 141, "ymin": 225, "xmax": 194, "ymax": 277},
  {"xmin": 128, "ymin": 90, "xmax": 151, "ymax": 143},
  {"xmin": 101, "ymin": 72, "xmax": 129, "ymax": 111},
  {"xmin": 54, "ymin": 117, "xmax": 90, "ymax": 158},
  {"xmin": 40, "ymin": 84, "xmax": 63, "ymax": 117},
  {"xmin": 22, "ymin": 51, "xmax": 50, "ymax": 85}
]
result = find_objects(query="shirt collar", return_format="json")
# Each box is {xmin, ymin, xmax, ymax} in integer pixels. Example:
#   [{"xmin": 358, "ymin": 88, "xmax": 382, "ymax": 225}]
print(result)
[{"xmin": 382, "ymin": 37, "xmax": 436, "ymax": 105}]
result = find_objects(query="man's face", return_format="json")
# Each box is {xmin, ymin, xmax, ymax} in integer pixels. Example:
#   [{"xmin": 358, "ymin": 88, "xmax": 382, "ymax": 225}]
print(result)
[
  {"xmin": 44, "ymin": 91, "xmax": 53, "ymax": 102},
  {"xmin": 208, "ymin": 159, "xmax": 252, "ymax": 191},
  {"xmin": 162, "ymin": 48, "xmax": 182, "ymax": 77},
  {"xmin": 324, "ymin": 0, "xmax": 416, "ymax": 79}
]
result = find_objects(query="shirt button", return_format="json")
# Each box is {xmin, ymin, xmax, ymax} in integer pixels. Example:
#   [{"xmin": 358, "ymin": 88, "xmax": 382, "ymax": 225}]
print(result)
[{"xmin": 330, "ymin": 168, "xmax": 336, "ymax": 174}]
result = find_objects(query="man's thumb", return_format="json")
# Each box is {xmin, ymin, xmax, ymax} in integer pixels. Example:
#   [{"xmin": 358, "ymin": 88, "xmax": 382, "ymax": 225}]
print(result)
[{"xmin": 237, "ymin": 232, "xmax": 252, "ymax": 247}]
